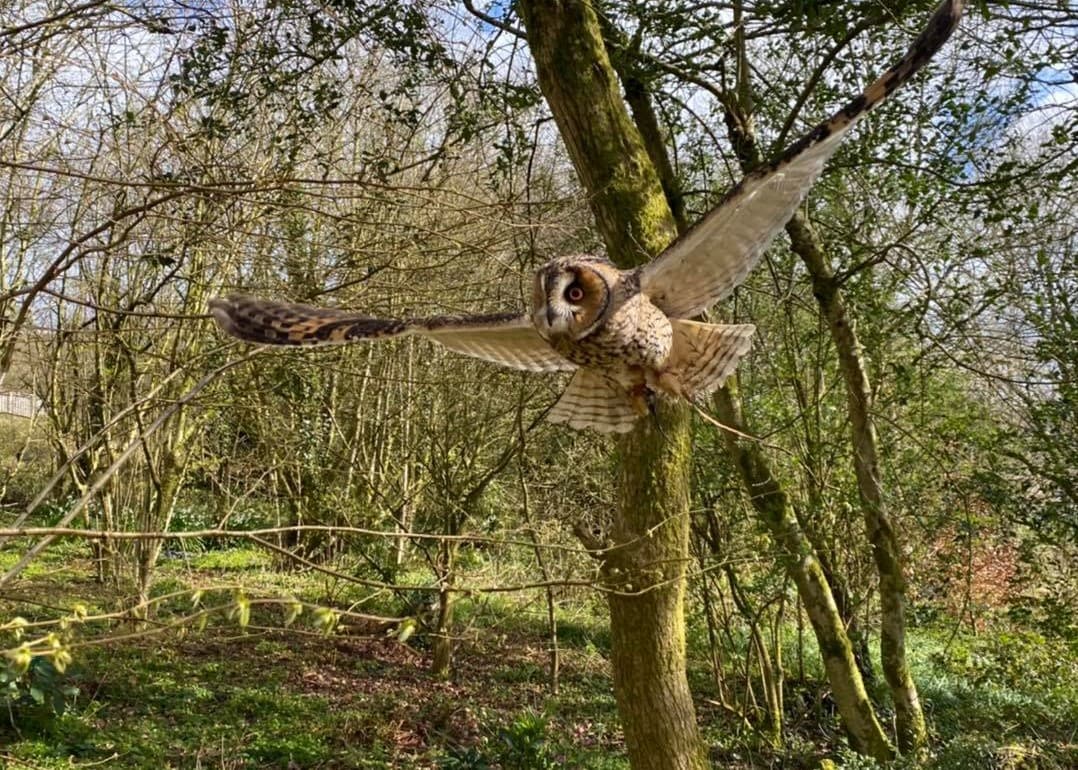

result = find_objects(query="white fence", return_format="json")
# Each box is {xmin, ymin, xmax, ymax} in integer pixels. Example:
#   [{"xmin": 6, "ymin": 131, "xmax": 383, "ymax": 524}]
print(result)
[{"xmin": 0, "ymin": 391, "xmax": 41, "ymax": 419}]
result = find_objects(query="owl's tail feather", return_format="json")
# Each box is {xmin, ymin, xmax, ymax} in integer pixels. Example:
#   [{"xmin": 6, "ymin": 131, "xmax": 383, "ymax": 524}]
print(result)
[
  {"xmin": 548, "ymin": 370, "xmax": 640, "ymax": 434},
  {"xmin": 666, "ymin": 320, "xmax": 755, "ymax": 400}
]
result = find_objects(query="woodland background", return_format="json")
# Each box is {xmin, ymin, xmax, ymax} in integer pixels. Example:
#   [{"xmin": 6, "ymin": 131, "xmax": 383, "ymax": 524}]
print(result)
[{"xmin": 0, "ymin": 0, "xmax": 1075, "ymax": 768}]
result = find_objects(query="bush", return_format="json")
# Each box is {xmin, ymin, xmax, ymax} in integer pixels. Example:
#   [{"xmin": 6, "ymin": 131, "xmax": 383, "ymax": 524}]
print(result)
[
  {"xmin": 496, "ymin": 710, "xmax": 559, "ymax": 770},
  {"xmin": 0, "ymin": 656, "xmax": 80, "ymax": 736}
]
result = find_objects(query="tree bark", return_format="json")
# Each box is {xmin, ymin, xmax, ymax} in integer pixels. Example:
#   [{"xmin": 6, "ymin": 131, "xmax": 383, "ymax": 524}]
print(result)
[
  {"xmin": 712, "ymin": 384, "xmax": 895, "ymax": 761},
  {"xmin": 787, "ymin": 215, "xmax": 927, "ymax": 752},
  {"xmin": 597, "ymin": 12, "xmax": 894, "ymax": 758},
  {"xmin": 607, "ymin": 404, "xmax": 708, "ymax": 769},
  {"xmin": 430, "ymin": 539, "xmax": 456, "ymax": 678},
  {"xmin": 517, "ymin": 2, "xmax": 707, "ymax": 767},
  {"xmin": 517, "ymin": 1, "xmax": 677, "ymax": 265}
]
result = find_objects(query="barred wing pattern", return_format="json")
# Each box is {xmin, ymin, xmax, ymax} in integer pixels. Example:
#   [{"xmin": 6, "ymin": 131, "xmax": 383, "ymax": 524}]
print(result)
[
  {"xmin": 641, "ymin": 0, "xmax": 965, "ymax": 320},
  {"xmin": 548, "ymin": 370, "xmax": 640, "ymax": 433},
  {"xmin": 208, "ymin": 296, "xmax": 575, "ymax": 373},
  {"xmin": 666, "ymin": 321, "xmax": 756, "ymax": 398}
]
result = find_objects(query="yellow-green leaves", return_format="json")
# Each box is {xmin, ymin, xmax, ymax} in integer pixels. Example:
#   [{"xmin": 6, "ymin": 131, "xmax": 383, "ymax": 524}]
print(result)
[
  {"xmin": 312, "ymin": 607, "xmax": 338, "ymax": 635},
  {"xmin": 4, "ymin": 643, "xmax": 32, "ymax": 676},
  {"xmin": 232, "ymin": 592, "xmax": 251, "ymax": 629},
  {"xmin": 284, "ymin": 599, "xmax": 304, "ymax": 627},
  {"xmin": 396, "ymin": 618, "xmax": 417, "ymax": 643},
  {"xmin": 3, "ymin": 616, "xmax": 29, "ymax": 641}
]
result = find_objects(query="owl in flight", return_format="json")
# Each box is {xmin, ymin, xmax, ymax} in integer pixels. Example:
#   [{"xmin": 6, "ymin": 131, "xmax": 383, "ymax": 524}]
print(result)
[{"xmin": 211, "ymin": 0, "xmax": 963, "ymax": 433}]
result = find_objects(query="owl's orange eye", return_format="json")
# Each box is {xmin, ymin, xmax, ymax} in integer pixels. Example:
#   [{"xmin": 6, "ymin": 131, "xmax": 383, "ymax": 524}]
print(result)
[{"xmin": 565, "ymin": 284, "xmax": 585, "ymax": 303}]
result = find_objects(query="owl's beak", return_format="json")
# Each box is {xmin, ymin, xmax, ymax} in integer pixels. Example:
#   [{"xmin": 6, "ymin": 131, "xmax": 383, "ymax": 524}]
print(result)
[{"xmin": 545, "ymin": 305, "xmax": 571, "ymax": 336}]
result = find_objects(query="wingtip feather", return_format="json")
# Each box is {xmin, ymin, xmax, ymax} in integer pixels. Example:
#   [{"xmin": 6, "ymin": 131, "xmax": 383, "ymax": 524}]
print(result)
[{"xmin": 208, "ymin": 296, "xmax": 241, "ymax": 339}]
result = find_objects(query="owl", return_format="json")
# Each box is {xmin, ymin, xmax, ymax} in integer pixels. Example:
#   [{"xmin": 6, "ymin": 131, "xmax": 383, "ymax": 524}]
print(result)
[{"xmin": 210, "ymin": 0, "xmax": 963, "ymax": 433}]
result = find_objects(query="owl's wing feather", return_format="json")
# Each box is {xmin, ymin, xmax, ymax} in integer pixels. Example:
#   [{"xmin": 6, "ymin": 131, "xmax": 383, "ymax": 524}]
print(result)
[
  {"xmin": 209, "ymin": 296, "xmax": 411, "ymax": 345},
  {"xmin": 208, "ymin": 295, "xmax": 574, "ymax": 373},
  {"xmin": 419, "ymin": 315, "xmax": 577, "ymax": 372},
  {"xmin": 641, "ymin": 0, "xmax": 964, "ymax": 320}
]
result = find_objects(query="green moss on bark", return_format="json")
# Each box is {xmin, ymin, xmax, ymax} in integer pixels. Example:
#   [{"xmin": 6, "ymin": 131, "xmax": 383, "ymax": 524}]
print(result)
[{"xmin": 518, "ymin": 2, "xmax": 706, "ymax": 767}]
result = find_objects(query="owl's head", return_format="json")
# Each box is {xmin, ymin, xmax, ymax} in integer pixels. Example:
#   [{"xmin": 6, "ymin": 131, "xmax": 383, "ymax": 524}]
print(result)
[{"xmin": 531, "ymin": 256, "xmax": 615, "ymax": 341}]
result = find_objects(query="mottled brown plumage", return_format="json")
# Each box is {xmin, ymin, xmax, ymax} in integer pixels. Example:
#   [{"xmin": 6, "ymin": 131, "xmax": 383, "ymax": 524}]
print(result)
[{"xmin": 209, "ymin": 0, "xmax": 964, "ymax": 433}]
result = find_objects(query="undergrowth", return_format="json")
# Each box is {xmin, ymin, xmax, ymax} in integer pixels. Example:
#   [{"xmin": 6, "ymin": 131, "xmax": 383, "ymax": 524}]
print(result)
[{"xmin": 0, "ymin": 547, "xmax": 1075, "ymax": 769}]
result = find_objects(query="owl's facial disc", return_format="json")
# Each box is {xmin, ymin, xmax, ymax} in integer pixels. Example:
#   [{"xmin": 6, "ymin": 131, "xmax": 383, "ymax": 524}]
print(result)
[{"xmin": 532, "ymin": 264, "xmax": 609, "ymax": 341}]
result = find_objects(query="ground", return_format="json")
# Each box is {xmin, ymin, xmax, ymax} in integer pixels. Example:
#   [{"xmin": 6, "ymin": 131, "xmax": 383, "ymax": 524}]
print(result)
[{"xmin": 1, "ymin": 546, "xmax": 1075, "ymax": 769}]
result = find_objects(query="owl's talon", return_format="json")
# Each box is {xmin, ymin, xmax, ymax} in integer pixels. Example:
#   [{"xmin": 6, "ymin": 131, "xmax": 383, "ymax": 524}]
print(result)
[{"xmin": 628, "ymin": 383, "xmax": 650, "ymax": 416}]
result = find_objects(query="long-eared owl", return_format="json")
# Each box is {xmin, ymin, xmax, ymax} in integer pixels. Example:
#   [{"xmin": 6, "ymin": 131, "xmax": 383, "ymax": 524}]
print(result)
[{"xmin": 210, "ymin": 1, "xmax": 964, "ymax": 433}]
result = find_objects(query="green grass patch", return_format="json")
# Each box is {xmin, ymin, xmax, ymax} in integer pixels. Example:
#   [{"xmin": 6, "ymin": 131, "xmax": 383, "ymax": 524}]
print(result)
[
  {"xmin": 189, "ymin": 548, "xmax": 274, "ymax": 571},
  {"xmin": 1, "ymin": 547, "xmax": 1075, "ymax": 769}
]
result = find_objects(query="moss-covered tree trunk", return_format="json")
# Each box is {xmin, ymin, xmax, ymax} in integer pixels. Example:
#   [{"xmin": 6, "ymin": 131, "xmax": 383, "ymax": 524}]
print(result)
[
  {"xmin": 517, "ymin": 2, "xmax": 708, "ymax": 768},
  {"xmin": 607, "ymin": 405, "xmax": 708, "ymax": 769},
  {"xmin": 516, "ymin": 1, "xmax": 677, "ymax": 266},
  {"xmin": 712, "ymin": 385, "xmax": 895, "ymax": 761},
  {"xmin": 787, "ymin": 216, "xmax": 926, "ymax": 752}
]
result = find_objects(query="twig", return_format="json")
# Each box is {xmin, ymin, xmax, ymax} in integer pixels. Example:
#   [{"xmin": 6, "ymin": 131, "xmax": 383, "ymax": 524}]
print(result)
[{"xmin": 0, "ymin": 350, "xmax": 263, "ymax": 587}]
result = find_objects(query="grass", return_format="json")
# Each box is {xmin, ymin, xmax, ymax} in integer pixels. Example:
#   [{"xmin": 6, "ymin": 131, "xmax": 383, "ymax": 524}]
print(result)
[
  {"xmin": 908, "ymin": 628, "xmax": 1078, "ymax": 768},
  {"xmin": 1, "ymin": 548, "xmax": 629, "ymax": 769},
  {"xmin": 1, "ymin": 546, "xmax": 1076, "ymax": 769},
  {"xmin": 2, "ymin": 630, "xmax": 627, "ymax": 768}
]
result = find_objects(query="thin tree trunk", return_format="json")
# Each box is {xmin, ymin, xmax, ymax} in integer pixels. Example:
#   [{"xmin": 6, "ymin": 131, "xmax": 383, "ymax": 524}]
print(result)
[
  {"xmin": 430, "ymin": 539, "xmax": 456, "ymax": 679},
  {"xmin": 794, "ymin": 502, "xmax": 877, "ymax": 689},
  {"xmin": 725, "ymin": 564, "xmax": 782, "ymax": 746},
  {"xmin": 712, "ymin": 384, "xmax": 894, "ymax": 761},
  {"xmin": 517, "ymin": 2, "xmax": 706, "ymax": 767},
  {"xmin": 519, "ymin": 454, "xmax": 559, "ymax": 694},
  {"xmin": 787, "ymin": 215, "xmax": 926, "ymax": 752}
]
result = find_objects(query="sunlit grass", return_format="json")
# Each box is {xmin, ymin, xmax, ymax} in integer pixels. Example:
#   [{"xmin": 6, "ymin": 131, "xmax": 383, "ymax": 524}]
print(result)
[{"xmin": 1, "ymin": 545, "xmax": 1075, "ymax": 768}]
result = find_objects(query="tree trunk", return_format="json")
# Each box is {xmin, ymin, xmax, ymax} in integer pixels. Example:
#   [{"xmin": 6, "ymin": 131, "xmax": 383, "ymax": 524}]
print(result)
[
  {"xmin": 517, "ymin": 1, "xmax": 678, "ymax": 265},
  {"xmin": 794, "ymin": 502, "xmax": 878, "ymax": 690},
  {"xmin": 787, "ymin": 215, "xmax": 926, "ymax": 752},
  {"xmin": 605, "ymin": 402, "xmax": 708, "ymax": 769},
  {"xmin": 517, "ymin": 2, "xmax": 707, "ymax": 767},
  {"xmin": 724, "ymin": 564, "xmax": 783, "ymax": 746},
  {"xmin": 430, "ymin": 539, "xmax": 457, "ymax": 679},
  {"xmin": 598, "ymin": 11, "xmax": 895, "ymax": 757},
  {"xmin": 712, "ymin": 384, "xmax": 895, "ymax": 761}
]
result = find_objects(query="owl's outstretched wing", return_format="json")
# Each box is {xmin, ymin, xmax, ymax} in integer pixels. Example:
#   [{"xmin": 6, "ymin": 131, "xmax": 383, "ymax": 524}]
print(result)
[
  {"xmin": 208, "ymin": 295, "xmax": 575, "ymax": 373},
  {"xmin": 641, "ymin": 0, "xmax": 964, "ymax": 320}
]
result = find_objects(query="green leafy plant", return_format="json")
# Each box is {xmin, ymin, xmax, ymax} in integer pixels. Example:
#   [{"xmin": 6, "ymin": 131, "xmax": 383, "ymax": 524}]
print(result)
[
  {"xmin": 1, "ymin": 655, "xmax": 80, "ymax": 734},
  {"xmin": 439, "ymin": 746, "xmax": 495, "ymax": 770},
  {"xmin": 496, "ymin": 710, "xmax": 558, "ymax": 770}
]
